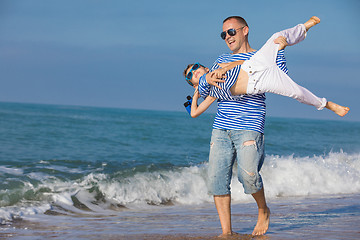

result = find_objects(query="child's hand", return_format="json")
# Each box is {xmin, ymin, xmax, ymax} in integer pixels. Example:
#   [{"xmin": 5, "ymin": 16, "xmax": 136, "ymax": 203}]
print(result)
[
  {"xmin": 274, "ymin": 36, "xmax": 288, "ymax": 50},
  {"xmin": 211, "ymin": 67, "xmax": 227, "ymax": 79},
  {"xmin": 206, "ymin": 73, "xmax": 225, "ymax": 89},
  {"xmin": 194, "ymin": 86, "xmax": 199, "ymax": 97}
]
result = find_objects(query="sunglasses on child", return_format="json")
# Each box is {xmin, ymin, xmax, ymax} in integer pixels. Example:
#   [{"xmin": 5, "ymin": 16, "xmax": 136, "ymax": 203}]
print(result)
[
  {"xmin": 185, "ymin": 63, "xmax": 201, "ymax": 86},
  {"xmin": 220, "ymin": 26, "xmax": 246, "ymax": 40}
]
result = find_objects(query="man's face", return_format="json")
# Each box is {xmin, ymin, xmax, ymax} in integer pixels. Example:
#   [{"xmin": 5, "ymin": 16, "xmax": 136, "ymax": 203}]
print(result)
[{"xmin": 222, "ymin": 18, "xmax": 247, "ymax": 54}]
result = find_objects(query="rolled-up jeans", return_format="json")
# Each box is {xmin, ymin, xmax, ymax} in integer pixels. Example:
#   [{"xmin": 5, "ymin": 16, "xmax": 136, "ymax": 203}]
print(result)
[{"xmin": 207, "ymin": 129, "xmax": 265, "ymax": 195}]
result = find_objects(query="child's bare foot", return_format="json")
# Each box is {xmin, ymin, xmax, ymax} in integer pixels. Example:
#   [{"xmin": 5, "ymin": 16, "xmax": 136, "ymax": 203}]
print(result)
[
  {"xmin": 326, "ymin": 101, "xmax": 350, "ymax": 117},
  {"xmin": 304, "ymin": 16, "xmax": 321, "ymax": 31},
  {"xmin": 252, "ymin": 207, "xmax": 270, "ymax": 236}
]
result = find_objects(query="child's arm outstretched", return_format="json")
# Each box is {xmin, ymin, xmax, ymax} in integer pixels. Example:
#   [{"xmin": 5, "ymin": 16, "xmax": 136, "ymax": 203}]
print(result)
[{"xmin": 190, "ymin": 87, "xmax": 217, "ymax": 118}]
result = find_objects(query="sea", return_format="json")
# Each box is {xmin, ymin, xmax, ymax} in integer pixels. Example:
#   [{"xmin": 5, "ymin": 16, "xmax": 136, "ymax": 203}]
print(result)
[{"xmin": 0, "ymin": 102, "xmax": 359, "ymax": 239}]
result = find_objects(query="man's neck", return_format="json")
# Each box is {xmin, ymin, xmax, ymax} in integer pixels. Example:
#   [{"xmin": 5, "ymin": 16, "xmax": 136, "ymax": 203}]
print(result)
[{"xmin": 232, "ymin": 43, "xmax": 256, "ymax": 54}]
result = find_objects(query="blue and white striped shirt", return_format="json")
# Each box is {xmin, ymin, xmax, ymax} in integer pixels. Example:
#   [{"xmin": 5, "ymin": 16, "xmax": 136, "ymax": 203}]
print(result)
[{"xmin": 198, "ymin": 50, "xmax": 287, "ymax": 134}]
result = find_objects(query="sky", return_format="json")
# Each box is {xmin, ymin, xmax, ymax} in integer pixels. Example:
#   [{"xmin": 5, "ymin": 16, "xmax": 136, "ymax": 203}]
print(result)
[{"xmin": 0, "ymin": 0, "xmax": 359, "ymax": 121}]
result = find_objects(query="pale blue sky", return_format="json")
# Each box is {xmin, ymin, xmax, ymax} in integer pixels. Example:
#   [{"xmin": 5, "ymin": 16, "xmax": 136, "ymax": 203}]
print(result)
[{"xmin": 0, "ymin": 0, "xmax": 359, "ymax": 121}]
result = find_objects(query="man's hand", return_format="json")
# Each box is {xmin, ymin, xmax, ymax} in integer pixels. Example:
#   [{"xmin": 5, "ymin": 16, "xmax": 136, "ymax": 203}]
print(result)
[
  {"xmin": 206, "ymin": 72, "xmax": 225, "ymax": 89},
  {"xmin": 274, "ymin": 36, "xmax": 288, "ymax": 50}
]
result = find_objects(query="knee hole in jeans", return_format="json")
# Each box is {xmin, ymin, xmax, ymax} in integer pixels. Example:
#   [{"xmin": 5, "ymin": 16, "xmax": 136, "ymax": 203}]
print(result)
[
  {"xmin": 241, "ymin": 140, "xmax": 257, "ymax": 177},
  {"xmin": 242, "ymin": 140, "xmax": 256, "ymax": 147},
  {"xmin": 242, "ymin": 167, "xmax": 256, "ymax": 177}
]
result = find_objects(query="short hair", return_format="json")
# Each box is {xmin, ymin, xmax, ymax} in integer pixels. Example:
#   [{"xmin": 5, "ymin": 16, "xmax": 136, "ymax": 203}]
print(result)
[
  {"xmin": 223, "ymin": 16, "xmax": 248, "ymax": 27},
  {"xmin": 183, "ymin": 64, "xmax": 194, "ymax": 78},
  {"xmin": 183, "ymin": 63, "xmax": 206, "ymax": 86},
  {"xmin": 183, "ymin": 63, "xmax": 206, "ymax": 78}
]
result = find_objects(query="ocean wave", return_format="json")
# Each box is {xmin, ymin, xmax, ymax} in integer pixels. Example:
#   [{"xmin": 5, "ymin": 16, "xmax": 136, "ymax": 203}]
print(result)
[
  {"xmin": 262, "ymin": 150, "xmax": 360, "ymax": 197},
  {"xmin": 0, "ymin": 166, "xmax": 23, "ymax": 176},
  {"xmin": 1, "ymin": 151, "xmax": 359, "ymax": 224}
]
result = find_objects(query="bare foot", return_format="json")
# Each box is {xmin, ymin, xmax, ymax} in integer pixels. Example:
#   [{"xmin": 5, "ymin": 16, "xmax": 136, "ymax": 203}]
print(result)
[
  {"xmin": 326, "ymin": 101, "xmax": 350, "ymax": 117},
  {"xmin": 252, "ymin": 207, "xmax": 270, "ymax": 236},
  {"xmin": 304, "ymin": 16, "xmax": 321, "ymax": 31},
  {"xmin": 218, "ymin": 231, "xmax": 240, "ymax": 239}
]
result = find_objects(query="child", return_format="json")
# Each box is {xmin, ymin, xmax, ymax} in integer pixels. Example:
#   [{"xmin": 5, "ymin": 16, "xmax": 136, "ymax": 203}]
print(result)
[{"xmin": 184, "ymin": 17, "xmax": 349, "ymax": 118}]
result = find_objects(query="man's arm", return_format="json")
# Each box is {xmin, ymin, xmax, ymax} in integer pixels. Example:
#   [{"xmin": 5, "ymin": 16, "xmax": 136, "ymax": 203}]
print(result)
[
  {"xmin": 198, "ymin": 56, "xmax": 232, "ymax": 98},
  {"xmin": 276, "ymin": 49, "xmax": 288, "ymax": 74},
  {"xmin": 211, "ymin": 60, "xmax": 245, "ymax": 80},
  {"xmin": 198, "ymin": 70, "xmax": 225, "ymax": 98},
  {"xmin": 212, "ymin": 37, "xmax": 288, "ymax": 80},
  {"xmin": 275, "ymin": 36, "xmax": 289, "ymax": 74}
]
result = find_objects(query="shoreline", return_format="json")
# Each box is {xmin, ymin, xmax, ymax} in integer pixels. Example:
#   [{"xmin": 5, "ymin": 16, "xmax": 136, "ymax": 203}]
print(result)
[{"xmin": 1, "ymin": 193, "xmax": 359, "ymax": 240}]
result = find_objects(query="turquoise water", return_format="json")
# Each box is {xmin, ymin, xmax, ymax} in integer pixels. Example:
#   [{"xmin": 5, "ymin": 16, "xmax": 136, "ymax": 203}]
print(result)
[{"xmin": 0, "ymin": 102, "xmax": 359, "ymax": 238}]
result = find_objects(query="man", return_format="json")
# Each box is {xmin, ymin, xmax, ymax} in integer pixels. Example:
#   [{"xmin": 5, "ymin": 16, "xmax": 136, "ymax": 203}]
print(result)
[{"xmin": 197, "ymin": 16, "xmax": 288, "ymax": 236}]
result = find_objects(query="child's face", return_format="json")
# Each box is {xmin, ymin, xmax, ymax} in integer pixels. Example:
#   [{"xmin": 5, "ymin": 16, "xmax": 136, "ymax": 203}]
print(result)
[{"xmin": 186, "ymin": 66, "xmax": 208, "ymax": 87}]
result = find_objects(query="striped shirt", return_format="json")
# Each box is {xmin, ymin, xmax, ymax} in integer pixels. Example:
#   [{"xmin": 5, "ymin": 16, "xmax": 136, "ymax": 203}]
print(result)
[{"xmin": 198, "ymin": 50, "xmax": 287, "ymax": 134}]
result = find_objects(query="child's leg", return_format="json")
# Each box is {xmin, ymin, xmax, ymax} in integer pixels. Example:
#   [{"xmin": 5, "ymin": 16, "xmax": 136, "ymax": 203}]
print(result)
[
  {"xmin": 254, "ymin": 65, "xmax": 327, "ymax": 110},
  {"xmin": 229, "ymin": 18, "xmax": 320, "ymax": 96},
  {"xmin": 304, "ymin": 16, "xmax": 321, "ymax": 32},
  {"xmin": 253, "ymin": 67, "xmax": 349, "ymax": 116},
  {"xmin": 244, "ymin": 16, "xmax": 320, "ymax": 69},
  {"xmin": 246, "ymin": 24, "xmax": 307, "ymax": 69},
  {"xmin": 325, "ymin": 101, "xmax": 350, "ymax": 117},
  {"xmin": 231, "ymin": 24, "xmax": 308, "ymax": 95}
]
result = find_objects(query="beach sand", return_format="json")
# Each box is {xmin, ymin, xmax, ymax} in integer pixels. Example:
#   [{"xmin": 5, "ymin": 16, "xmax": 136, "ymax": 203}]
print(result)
[{"xmin": 1, "ymin": 193, "xmax": 359, "ymax": 240}]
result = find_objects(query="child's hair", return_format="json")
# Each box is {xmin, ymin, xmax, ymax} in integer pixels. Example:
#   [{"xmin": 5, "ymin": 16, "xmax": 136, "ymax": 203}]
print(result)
[
  {"xmin": 183, "ymin": 63, "xmax": 206, "ymax": 86},
  {"xmin": 183, "ymin": 64, "xmax": 194, "ymax": 78},
  {"xmin": 183, "ymin": 63, "xmax": 206, "ymax": 77}
]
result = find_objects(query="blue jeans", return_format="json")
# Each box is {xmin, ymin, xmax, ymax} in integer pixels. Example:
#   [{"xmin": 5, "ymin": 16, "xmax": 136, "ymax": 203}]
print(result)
[{"xmin": 207, "ymin": 129, "xmax": 265, "ymax": 195}]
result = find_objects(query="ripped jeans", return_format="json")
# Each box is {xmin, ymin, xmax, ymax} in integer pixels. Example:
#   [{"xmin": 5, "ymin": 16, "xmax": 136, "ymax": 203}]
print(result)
[{"xmin": 207, "ymin": 129, "xmax": 265, "ymax": 195}]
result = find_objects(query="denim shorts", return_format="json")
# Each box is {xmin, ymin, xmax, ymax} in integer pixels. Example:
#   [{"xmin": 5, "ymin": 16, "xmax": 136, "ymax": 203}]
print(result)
[{"xmin": 207, "ymin": 129, "xmax": 265, "ymax": 195}]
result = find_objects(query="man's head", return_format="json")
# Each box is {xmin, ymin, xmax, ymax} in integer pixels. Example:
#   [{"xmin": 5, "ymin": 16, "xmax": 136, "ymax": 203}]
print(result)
[
  {"xmin": 222, "ymin": 16, "xmax": 249, "ymax": 54},
  {"xmin": 183, "ymin": 63, "xmax": 209, "ymax": 88}
]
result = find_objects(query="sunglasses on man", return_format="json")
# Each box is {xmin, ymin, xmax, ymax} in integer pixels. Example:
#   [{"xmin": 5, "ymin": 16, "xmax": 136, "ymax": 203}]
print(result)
[{"xmin": 220, "ymin": 26, "xmax": 246, "ymax": 40}]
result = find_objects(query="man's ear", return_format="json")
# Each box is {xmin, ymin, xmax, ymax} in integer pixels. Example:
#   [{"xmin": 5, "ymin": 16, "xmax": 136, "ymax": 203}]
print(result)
[
  {"xmin": 243, "ymin": 26, "xmax": 249, "ymax": 36},
  {"xmin": 205, "ymin": 67, "xmax": 209, "ymax": 72}
]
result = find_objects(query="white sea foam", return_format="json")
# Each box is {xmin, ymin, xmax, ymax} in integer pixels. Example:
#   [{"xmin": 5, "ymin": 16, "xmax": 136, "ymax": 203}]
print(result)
[
  {"xmin": 94, "ymin": 151, "xmax": 360, "ymax": 205},
  {"xmin": 262, "ymin": 151, "xmax": 360, "ymax": 197},
  {"xmin": 1, "ymin": 151, "xmax": 359, "ymax": 224},
  {"xmin": 96, "ymin": 165, "xmax": 211, "ymax": 207},
  {"xmin": 44, "ymin": 151, "xmax": 360, "ymax": 207},
  {"xmin": 0, "ymin": 166, "xmax": 23, "ymax": 176},
  {"xmin": 0, "ymin": 204, "xmax": 51, "ymax": 224}
]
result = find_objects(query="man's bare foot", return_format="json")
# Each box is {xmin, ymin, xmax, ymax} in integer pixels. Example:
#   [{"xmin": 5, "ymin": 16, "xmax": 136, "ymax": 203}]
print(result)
[
  {"xmin": 304, "ymin": 16, "xmax": 321, "ymax": 31},
  {"xmin": 252, "ymin": 207, "xmax": 270, "ymax": 236},
  {"xmin": 326, "ymin": 101, "xmax": 350, "ymax": 117},
  {"xmin": 218, "ymin": 231, "xmax": 240, "ymax": 238}
]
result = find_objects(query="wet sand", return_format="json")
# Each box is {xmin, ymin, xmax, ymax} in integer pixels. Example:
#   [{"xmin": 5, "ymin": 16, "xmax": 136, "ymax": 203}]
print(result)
[{"xmin": 1, "ymin": 193, "xmax": 359, "ymax": 239}]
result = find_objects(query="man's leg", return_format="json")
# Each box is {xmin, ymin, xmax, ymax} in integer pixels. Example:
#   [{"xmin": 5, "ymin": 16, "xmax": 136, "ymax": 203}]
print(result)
[
  {"xmin": 207, "ymin": 129, "xmax": 236, "ymax": 236},
  {"xmin": 251, "ymin": 187, "xmax": 271, "ymax": 236},
  {"xmin": 233, "ymin": 130, "xmax": 269, "ymax": 236},
  {"xmin": 214, "ymin": 194, "xmax": 232, "ymax": 236}
]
